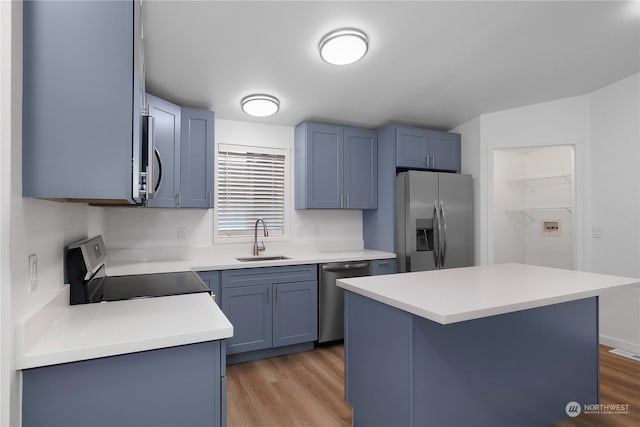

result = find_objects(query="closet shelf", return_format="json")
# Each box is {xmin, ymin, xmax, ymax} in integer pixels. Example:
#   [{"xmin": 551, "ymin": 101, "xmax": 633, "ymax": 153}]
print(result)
[
  {"xmin": 506, "ymin": 171, "xmax": 572, "ymax": 183},
  {"xmin": 505, "ymin": 206, "xmax": 573, "ymax": 223},
  {"xmin": 506, "ymin": 206, "xmax": 573, "ymax": 214}
]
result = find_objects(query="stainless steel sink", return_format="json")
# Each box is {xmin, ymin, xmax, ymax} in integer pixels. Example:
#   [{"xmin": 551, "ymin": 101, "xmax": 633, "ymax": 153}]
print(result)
[{"xmin": 235, "ymin": 255, "xmax": 290, "ymax": 262}]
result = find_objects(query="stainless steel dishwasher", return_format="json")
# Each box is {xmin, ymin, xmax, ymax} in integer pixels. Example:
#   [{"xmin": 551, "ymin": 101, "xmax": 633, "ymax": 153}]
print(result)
[{"xmin": 318, "ymin": 261, "xmax": 371, "ymax": 343}]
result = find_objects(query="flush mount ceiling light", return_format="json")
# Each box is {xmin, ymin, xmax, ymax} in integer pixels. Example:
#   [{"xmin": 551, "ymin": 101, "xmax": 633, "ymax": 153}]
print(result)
[
  {"xmin": 319, "ymin": 28, "xmax": 368, "ymax": 65},
  {"xmin": 241, "ymin": 94, "xmax": 280, "ymax": 117}
]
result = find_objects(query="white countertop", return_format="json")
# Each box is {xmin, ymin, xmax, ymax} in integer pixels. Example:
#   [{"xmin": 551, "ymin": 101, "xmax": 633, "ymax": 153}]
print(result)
[
  {"xmin": 337, "ymin": 263, "xmax": 640, "ymax": 325},
  {"xmin": 16, "ymin": 290, "xmax": 233, "ymax": 370},
  {"xmin": 17, "ymin": 247, "xmax": 394, "ymax": 369},
  {"xmin": 106, "ymin": 249, "xmax": 396, "ymax": 276}
]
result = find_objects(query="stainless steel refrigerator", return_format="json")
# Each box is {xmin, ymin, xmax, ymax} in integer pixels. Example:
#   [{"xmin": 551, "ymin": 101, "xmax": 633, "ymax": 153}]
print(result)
[{"xmin": 396, "ymin": 171, "xmax": 473, "ymax": 272}]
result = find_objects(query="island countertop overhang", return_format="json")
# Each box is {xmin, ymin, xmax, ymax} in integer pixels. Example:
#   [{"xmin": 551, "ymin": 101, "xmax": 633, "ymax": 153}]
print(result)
[{"xmin": 336, "ymin": 263, "xmax": 640, "ymax": 325}]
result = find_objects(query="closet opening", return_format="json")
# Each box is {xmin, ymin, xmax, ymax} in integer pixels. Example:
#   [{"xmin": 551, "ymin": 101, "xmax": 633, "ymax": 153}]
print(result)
[{"xmin": 492, "ymin": 145, "xmax": 576, "ymax": 269}]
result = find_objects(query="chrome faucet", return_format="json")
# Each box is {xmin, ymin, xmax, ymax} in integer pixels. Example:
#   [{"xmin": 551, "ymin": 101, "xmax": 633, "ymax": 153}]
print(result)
[{"xmin": 253, "ymin": 218, "xmax": 269, "ymax": 256}]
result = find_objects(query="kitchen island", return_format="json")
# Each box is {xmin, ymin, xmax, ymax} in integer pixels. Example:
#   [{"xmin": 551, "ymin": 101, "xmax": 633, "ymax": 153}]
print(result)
[{"xmin": 337, "ymin": 263, "xmax": 640, "ymax": 427}]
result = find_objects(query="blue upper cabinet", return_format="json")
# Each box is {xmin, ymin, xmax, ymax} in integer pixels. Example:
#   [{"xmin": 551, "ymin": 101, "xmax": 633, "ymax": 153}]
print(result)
[
  {"xmin": 295, "ymin": 122, "xmax": 377, "ymax": 209},
  {"xmin": 395, "ymin": 127, "xmax": 429, "ymax": 169},
  {"xmin": 295, "ymin": 123, "xmax": 343, "ymax": 209},
  {"xmin": 22, "ymin": 0, "xmax": 143, "ymax": 203},
  {"xmin": 344, "ymin": 127, "xmax": 378, "ymax": 209},
  {"xmin": 180, "ymin": 108, "xmax": 215, "ymax": 208},
  {"xmin": 146, "ymin": 95, "xmax": 181, "ymax": 208},
  {"xmin": 395, "ymin": 126, "xmax": 461, "ymax": 173},
  {"xmin": 145, "ymin": 95, "xmax": 214, "ymax": 209},
  {"xmin": 429, "ymin": 130, "xmax": 461, "ymax": 173}
]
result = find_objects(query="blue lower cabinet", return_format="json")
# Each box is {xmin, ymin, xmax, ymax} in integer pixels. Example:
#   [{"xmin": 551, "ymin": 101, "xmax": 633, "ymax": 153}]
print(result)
[
  {"xmin": 197, "ymin": 271, "xmax": 221, "ymax": 302},
  {"xmin": 370, "ymin": 259, "xmax": 396, "ymax": 276},
  {"xmin": 22, "ymin": 341, "xmax": 226, "ymax": 427},
  {"xmin": 221, "ymin": 284, "xmax": 273, "ymax": 355},
  {"xmin": 220, "ymin": 265, "xmax": 318, "ymax": 357},
  {"xmin": 344, "ymin": 292, "xmax": 599, "ymax": 427},
  {"xmin": 221, "ymin": 281, "xmax": 318, "ymax": 355},
  {"xmin": 273, "ymin": 281, "xmax": 318, "ymax": 347}
]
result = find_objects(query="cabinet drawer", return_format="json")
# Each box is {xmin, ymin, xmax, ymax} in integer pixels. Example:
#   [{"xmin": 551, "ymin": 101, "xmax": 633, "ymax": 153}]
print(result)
[
  {"xmin": 221, "ymin": 264, "xmax": 317, "ymax": 288},
  {"xmin": 371, "ymin": 259, "xmax": 396, "ymax": 276}
]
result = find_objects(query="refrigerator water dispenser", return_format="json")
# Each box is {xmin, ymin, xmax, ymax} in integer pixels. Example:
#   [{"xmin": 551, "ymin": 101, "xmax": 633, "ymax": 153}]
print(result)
[{"xmin": 416, "ymin": 219, "xmax": 434, "ymax": 252}]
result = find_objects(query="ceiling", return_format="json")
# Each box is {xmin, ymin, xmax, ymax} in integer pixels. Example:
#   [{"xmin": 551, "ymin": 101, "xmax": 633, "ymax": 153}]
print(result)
[{"xmin": 143, "ymin": 1, "xmax": 640, "ymax": 131}]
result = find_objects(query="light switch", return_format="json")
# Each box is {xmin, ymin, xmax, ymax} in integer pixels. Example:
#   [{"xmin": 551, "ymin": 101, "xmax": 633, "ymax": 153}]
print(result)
[
  {"xmin": 28, "ymin": 253, "xmax": 38, "ymax": 293},
  {"xmin": 177, "ymin": 227, "xmax": 187, "ymax": 241}
]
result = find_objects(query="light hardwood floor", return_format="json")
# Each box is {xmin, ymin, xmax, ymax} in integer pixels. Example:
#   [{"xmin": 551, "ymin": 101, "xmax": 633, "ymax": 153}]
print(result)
[
  {"xmin": 552, "ymin": 346, "xmax": 640, "ymax": 427},
  {"xmin": 227, "ymin": 344, "xmax": 351, "ymax": 427},
  {"xmin": 227, "ymin": 344, "xmax": 639, "ymax": 427}
]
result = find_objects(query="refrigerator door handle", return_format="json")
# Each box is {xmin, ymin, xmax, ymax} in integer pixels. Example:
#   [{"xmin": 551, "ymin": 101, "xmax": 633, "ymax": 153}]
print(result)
[
  {"xmin": 433, "ymin": 202, "xmax": 441, "ymax": 268},
  {"xmin": 440, "ymin": 201, "xmax": 447, "ymax": 267}
]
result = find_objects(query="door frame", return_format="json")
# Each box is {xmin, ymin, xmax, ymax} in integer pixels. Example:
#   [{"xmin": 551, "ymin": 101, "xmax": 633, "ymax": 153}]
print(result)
[{"xmin": 487, "ymin": 141, "xmax": 583, "ymax": 270}]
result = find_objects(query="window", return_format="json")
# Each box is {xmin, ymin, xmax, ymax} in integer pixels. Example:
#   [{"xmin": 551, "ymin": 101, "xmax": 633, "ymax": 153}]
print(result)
[{"xmin": 217, "ymin": 145, "xmax": 286, "ymax": 238}]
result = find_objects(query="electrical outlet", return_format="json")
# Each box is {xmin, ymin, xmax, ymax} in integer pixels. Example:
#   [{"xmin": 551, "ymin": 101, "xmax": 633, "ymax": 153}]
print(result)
[
  {"xmin": 177, "ymin": 227, "xmax": 187, "ymax": 241},
  {"xmin": 592, "ymin": 226, "xmax": 603, "ymax": 239},
  {"xmin": 27, "ymin": 254, "xmax": 38, "ymax": 293}
]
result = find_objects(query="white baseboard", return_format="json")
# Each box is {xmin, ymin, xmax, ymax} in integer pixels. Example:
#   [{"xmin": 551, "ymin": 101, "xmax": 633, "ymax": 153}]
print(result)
[{"xmin": 600, "ymin": 334, "xmax": 640, "ymax": 354}]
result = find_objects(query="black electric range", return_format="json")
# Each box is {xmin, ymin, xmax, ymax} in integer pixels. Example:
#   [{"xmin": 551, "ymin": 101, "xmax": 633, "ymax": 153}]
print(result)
[{"xmin": 66, "ymin": 235, "xmax": 210, "ymax": 305}]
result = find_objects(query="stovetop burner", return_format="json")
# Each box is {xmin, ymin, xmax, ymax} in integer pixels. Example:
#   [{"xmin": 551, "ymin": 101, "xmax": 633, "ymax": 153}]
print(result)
[{"xmin": 66, "ymin": 236, "xmax": 210, "ymax": 305}]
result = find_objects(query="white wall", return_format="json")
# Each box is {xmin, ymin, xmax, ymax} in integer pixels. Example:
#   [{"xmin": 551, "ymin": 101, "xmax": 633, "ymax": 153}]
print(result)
[
  {"xmin": 102, "ymin": 119, "xmax": 364, "ymax": 251},
  {"xmin": 454, "ymin": 73, "xmax": 640, "ymax": 353},
  {"xmin": 492, "ymin": 150, "xmax": 526, "ymax": 264},
  {"xmin": 589, "ymin": 74, "xmax": 640, "ymax": 353},
  {"xmin": 455, "ymin": 116, "xmax": 483, "ymax": 265},
  {"xmin": 455, "ymin": 95, "xmax": 589, "ymax": 267},
  {"xmin": 1, "ymin": 1, "xmax": 14, "ymax": 425}
]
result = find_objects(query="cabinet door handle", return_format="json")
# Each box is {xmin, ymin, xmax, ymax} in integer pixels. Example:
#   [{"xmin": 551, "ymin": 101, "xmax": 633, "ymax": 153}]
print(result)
[
  {"xmin": 275, "ymin": 286, "xmax": 280, "ymax": 303},
  {"xmin": 154, "ymin": 147, "xmax": 163, "ymax": 194},
  {"xmin": 425, "ymin": 156, "xmax": 429, "ymax": 167},
  {"xmin": 431, "ymin": 155, "xmax": 436, "ymax": 168},
  {"xmin": 346, "ymin": 195, "xmax": 350, "ymax": 208},
  {"xmin": 340, "ymin": 194, "xmax": 344, "ymax": 208},
  {"xmin": 266, "ymin": 287, "xmax": 270, "ymax": 303}
]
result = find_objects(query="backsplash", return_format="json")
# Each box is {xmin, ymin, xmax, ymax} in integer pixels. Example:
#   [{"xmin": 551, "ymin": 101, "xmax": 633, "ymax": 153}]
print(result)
[
  {"xmin": 12, "ymin": 199, "xmax": 104, "ymax": 322},
  {"xmin": 101, "ymin": 206, "xmax": 364, "ymax": 250}
]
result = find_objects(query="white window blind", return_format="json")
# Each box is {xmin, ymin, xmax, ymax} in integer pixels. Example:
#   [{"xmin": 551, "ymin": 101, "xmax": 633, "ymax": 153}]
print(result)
[{"xmin": 217, "ymin": 146, "xmax": 285, "ymax": 237}]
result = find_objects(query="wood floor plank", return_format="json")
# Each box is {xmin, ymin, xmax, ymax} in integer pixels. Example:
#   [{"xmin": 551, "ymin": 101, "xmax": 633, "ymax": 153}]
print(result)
[
  {"xmin": 227, "ymin": 345, "xmax": 351, "ymax": 427},
  {"xmin": 552, "ymin": 345, "xmax": 640, "ymax": 427},
  {"xmin": 228, "ymin": 344, "xmax": 639, "ymax": 427}
]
